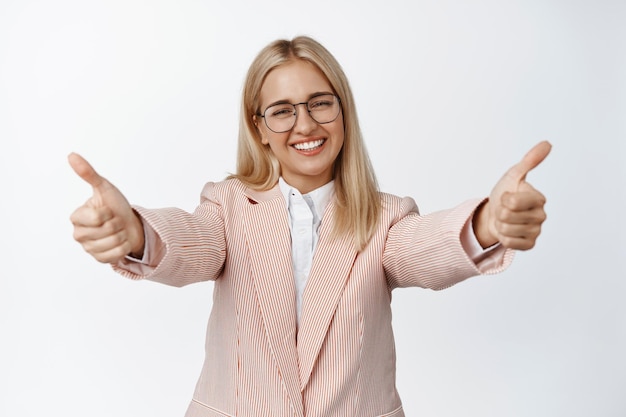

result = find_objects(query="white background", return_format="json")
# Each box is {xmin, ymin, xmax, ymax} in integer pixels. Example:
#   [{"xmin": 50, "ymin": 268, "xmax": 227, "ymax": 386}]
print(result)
[{"xmin": 1, "ymin": 0, "xmax": 625, "ymax": 416}]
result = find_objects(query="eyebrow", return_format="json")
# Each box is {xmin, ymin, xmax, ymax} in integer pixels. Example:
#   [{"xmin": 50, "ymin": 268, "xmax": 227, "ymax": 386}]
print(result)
[{"xmin": 263, "ymin": 91, "xmax": 335, "ymax": 110}]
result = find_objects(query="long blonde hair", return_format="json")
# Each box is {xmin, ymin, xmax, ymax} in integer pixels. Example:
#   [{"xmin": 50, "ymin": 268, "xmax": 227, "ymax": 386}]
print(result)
[{"xmin": 231, "ymin": 36, "xmax": 380, "ymax": 251}]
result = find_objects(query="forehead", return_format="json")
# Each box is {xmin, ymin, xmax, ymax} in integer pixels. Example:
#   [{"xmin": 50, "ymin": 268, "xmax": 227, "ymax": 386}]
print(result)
[{"xmin": 259, "ymin": 60, "xmax": 333, "ymax": 105}]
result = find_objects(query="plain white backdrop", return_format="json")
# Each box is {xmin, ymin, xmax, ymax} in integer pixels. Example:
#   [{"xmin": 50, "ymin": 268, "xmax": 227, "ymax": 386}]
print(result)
[{"xmin": 1, "ymin": 0, "xmax": 624, "ymax": 416}]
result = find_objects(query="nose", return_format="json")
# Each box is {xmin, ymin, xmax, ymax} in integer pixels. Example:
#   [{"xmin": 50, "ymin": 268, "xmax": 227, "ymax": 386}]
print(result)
[{"xmin": 292, "ymin": 103, "xmax": 317, "ymax": 134}]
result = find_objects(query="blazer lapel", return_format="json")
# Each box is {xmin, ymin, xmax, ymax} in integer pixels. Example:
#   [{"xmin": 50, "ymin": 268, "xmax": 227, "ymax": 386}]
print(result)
[
  {"xmin": 296, "ymin": 201, "xmax": 358, "ymax": 390},
  {"xmin": 243, "ymin": 185, "xmax": 303, "ymax": 416}
]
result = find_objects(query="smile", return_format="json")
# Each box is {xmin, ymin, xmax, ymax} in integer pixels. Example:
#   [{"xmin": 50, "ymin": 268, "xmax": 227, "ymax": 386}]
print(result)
[{"xmin": 292, "ymin": 139, "xmax": 326, "ymax": 151}]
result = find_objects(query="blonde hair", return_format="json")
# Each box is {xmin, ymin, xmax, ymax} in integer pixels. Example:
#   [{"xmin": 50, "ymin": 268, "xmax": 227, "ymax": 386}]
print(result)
[{"xmin": 230, "ymin": 36, "xmax": 380, "ymax": 251}]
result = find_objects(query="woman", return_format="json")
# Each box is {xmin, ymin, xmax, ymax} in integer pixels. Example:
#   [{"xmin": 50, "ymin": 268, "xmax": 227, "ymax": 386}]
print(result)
[{"xmin": 69, "ymin": 36, "xmax": 550, "ymax": 417}]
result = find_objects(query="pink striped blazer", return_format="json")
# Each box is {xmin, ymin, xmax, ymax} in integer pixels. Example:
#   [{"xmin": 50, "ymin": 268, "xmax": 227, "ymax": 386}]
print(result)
[{"xmin": 115, "ymin": 178, "xmax": 512, "ymax": 417}]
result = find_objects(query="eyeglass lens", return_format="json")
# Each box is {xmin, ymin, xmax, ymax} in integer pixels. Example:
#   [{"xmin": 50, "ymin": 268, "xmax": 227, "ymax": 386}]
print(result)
[{"xmin": 263, "ymin": 94, "xmax": 340, "ymax": 133}]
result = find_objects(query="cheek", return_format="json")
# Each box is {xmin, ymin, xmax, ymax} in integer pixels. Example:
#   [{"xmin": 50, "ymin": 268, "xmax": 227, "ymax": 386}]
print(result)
[
  {"xmin": 263, "ymin": 131, "xmax": 289, "ymax": 148},
  {"xmin": 334, "ymin": 115, "xmax": 346, "ymax": 141},
  {"xmin": 332, "ymin": 123, "xmax": 345, "ymax": 146}
]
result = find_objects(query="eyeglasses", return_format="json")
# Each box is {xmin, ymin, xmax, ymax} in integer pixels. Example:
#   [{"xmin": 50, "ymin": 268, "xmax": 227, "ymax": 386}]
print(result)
[{"xmin": 257, "ymin": 94, "xmax": 341, "ymax": 133}]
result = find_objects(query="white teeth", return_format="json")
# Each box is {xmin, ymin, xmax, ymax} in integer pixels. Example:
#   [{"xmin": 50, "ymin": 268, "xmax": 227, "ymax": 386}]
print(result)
[{"xmin": 293, "ymin": 139, "xmax": 325, "ymax": 150}]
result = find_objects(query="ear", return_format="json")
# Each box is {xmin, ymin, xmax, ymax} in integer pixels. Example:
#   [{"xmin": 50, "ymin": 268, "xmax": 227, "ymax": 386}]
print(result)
[{"xmin": 253, "ymin": 115, "xmax": 270, "ymax": 145}]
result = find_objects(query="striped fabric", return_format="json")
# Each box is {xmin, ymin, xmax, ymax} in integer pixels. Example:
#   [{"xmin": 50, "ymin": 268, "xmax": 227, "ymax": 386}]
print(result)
[{"xmin": 114, "ymin": 179, "xmax": 513, "ymax": 417}]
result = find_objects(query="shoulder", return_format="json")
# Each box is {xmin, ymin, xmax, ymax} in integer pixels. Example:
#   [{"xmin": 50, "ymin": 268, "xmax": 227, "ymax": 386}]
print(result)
[
  {"xmin": 200, "ymin": 178, "xmax": 281, "ymax": 207},
  {"xmin": 379, "ymin": 191, "xmax": 420, "ymax": 219},
  {"xmin": 200, "ymin": 178, "xmax": 248, "ymax": 201}
]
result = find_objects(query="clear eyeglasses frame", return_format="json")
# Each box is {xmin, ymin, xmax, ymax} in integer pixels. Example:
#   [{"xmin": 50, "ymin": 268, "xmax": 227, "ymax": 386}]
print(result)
[{"xmin": 256, "ymin": 94, "xmax": 342, "ymax": 133}]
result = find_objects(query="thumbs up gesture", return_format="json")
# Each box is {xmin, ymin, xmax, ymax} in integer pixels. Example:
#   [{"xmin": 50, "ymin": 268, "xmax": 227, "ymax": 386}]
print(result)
[
  {"xmin": 68, "ymin": 153, "xmax": 145, "ymax": 263},
  {"xmin": 473, "ymin": 141, "xmax": 552, "ymax": 250}
]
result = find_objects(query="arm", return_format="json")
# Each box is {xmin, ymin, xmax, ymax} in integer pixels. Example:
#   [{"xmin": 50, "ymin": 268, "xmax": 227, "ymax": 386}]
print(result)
[
  {"xmin": 112, "ymin": 197, "xmax": 227, "ymax": 287},
  {"xmin": 68, "ymin": 153, "xmax": 226, "ymax": 287},
  {"xmin": 383, "ymin": 197, "xmax": 514, "ymax": 291},
  {"xmin": 383, "ymin": 141, "xmax": 551, "ymax": 290}
]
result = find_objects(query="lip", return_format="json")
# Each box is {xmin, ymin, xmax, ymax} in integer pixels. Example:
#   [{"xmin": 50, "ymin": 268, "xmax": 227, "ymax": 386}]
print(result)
[
  {"xmin": 290, "ymin": 136, "xmax": 325, "ymax": 146},
  {"xmin": 290, "ymin": 137, "xmax": 327, "ymax": 154}
]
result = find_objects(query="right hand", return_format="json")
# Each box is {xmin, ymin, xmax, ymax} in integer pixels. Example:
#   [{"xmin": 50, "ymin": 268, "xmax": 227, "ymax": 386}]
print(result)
[{"xmin": 68, "ymin": 153, "xmax": 145, "ymax": 263}]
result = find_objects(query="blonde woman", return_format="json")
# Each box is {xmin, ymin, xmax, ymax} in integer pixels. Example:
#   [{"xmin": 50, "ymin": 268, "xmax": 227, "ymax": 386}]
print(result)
[{"xmin": 69, "ymin": 36, "xmax": 550, "ymax": 417}]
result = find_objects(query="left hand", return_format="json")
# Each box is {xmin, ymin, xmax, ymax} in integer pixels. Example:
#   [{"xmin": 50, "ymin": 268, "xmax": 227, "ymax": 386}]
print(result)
[{"xmin": 473, "ymin": 141, "xmax": 552, "ymax": 250}]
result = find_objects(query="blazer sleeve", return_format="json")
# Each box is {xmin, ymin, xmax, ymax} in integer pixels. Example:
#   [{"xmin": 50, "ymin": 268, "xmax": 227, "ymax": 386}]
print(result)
[
  {"xmin": 382, "ymin": 196, "xmax": 514, "ymax": 290},
  {"xmin": 112, "ymin": 182, "xmax": 227, "ymax": 287}
]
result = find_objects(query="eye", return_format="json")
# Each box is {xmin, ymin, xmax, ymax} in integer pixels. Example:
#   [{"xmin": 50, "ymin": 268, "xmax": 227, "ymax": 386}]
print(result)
[
  {"xmin": 309, "ymin": 96, "xmax": 334, "ymax": 110},
  {"xmin": 268, "ymin": 105, "xmax": 294, "ymax": 119}
]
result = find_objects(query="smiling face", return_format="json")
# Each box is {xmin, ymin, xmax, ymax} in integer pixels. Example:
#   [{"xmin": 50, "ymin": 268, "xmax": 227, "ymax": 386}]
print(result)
[{"xmin": 254, "ymin": 60, "xmax": 344, "ymax": 194}]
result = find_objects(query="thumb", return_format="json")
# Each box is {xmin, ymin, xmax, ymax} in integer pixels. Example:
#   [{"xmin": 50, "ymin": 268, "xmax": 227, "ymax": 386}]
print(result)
[
  {"xmin": 68, "ymin": 152, "xmax": 107, "ymax": 191},
  {"xmin": 505, "ymin": 141, "xmax": 552, "ymax": 183}
]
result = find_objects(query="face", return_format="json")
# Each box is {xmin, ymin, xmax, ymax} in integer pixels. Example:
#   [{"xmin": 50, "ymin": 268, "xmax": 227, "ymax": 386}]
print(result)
[{"xmin": 254, "ymin": 60, "xmax": 344, "ymax": 194}]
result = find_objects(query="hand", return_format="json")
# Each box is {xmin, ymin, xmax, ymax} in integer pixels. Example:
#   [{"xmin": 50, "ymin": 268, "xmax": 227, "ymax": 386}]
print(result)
[
  {"xmin": 68, "ymin": 153, "xmax": 145, "ymax": 263},
  {"xmin": 473, "ymin": 141, "xmax": 551, "ymax": 250}
]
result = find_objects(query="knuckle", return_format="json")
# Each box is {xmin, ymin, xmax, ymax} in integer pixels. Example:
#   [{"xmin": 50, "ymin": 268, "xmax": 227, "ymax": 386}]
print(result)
[
  {"xmin": 506, "ymin": 194, "xmax": 520, "ymax": 208},
  {"xmin": 80, "ymin": 240, "xmax": 94, "ymax": 252},
  {"xmin": 106, "ymin": 216, "xmax": 125, "ymax": 234},
  {"xmin": 70, "ymin": 207, "xmax": 91, "ymax": 226},
  {"xmin": 89, "ymin": 207, "xmax": 112, "ymax": 225},
  {"xmin": 93, "ymin": 209, "xmax": 109, "ymax": 225},
  {"xmin": 69, "ymin": 211, "xmax": 79, "ymax": 224},
  {"xmin": 499, "ymin": 236, "xmax": 513, "ymax": 248},
  {"xmin": 535, "ymin": 191, "xmax": 547, "ymax": 205},
  {"xmin": 113, "ymin": 230, "xmax": 127, "ymax": 246},
  {"xmin": 72, "ymin": 228, "xmax": 85, "ymax": 242},
  {"xmin": 532, "ymin": 224, "xmax": 542, "ymax": 236},
  {"xmin": 517, "ymin": 237, "xmax": 535, "ymax": 250},
  {"xmin": 497, "ymin": 223, "xmax": 513, "ymax": 236},
  {"xmin": 103, "ymin": 221, "xmax": 118, "ymax": 236},
  {"xmin": 93, "ymin": 252, "xmax": 109, "ymax": 264},
  {"xmin": 111, "ymin": 246, "xmax": 128, "ymax": 262},
  {"xmin": 497, "ymin": 207, "xmax": 513, "ymax": 222}
]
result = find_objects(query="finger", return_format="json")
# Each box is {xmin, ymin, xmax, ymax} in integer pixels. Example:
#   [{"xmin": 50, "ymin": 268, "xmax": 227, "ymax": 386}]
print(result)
[
  {"xmin": 496, "ymin": 235, "xmax": 538, "ymax": 251},
  {"xmin": 68, "ymin": 152, "xmax": 106, "ymax": 190},
  {"xmin": 70, "ymin": 205, "xmax": 114, "ymax": 227},
  {"xmin": 79, "ymin": 230, "xmax": 129, "ymax": 255},
  {"xmin": 72, "ymin": 217, "xmax": 126, "ymax": 242},
  {"xmin": 91, "ymin": 244, "xmax": 135, "ymax": 264},
  {"xmin": 504, "ymin": 141, "xmax": 552, "ymax": 183},
  {"xmin": 497, "ymin": 206, "xmax": 547, "ymax": 226},
  {"xmin": 500, "ymin": 189, "xmax": 547, "ymax": 212},
  {"xmin": 495, "ymin": 221, "xmax": 542, "ymax": 240}
]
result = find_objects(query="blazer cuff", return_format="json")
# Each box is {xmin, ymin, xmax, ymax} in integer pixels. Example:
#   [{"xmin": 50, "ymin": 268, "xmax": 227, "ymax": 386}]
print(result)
[{"xmin": 460, "ymin": 199, "xmax": 514, "ymax": 274}]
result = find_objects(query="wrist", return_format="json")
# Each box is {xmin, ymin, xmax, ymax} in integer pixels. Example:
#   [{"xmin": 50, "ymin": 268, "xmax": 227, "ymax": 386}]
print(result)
[
  {"xmin": 472, "ymin": 200, "xmax": 499, "ymax": 249},
  {"xmin": 128, "ymin": 210, "xmax": 146, "ymax": 258}
]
